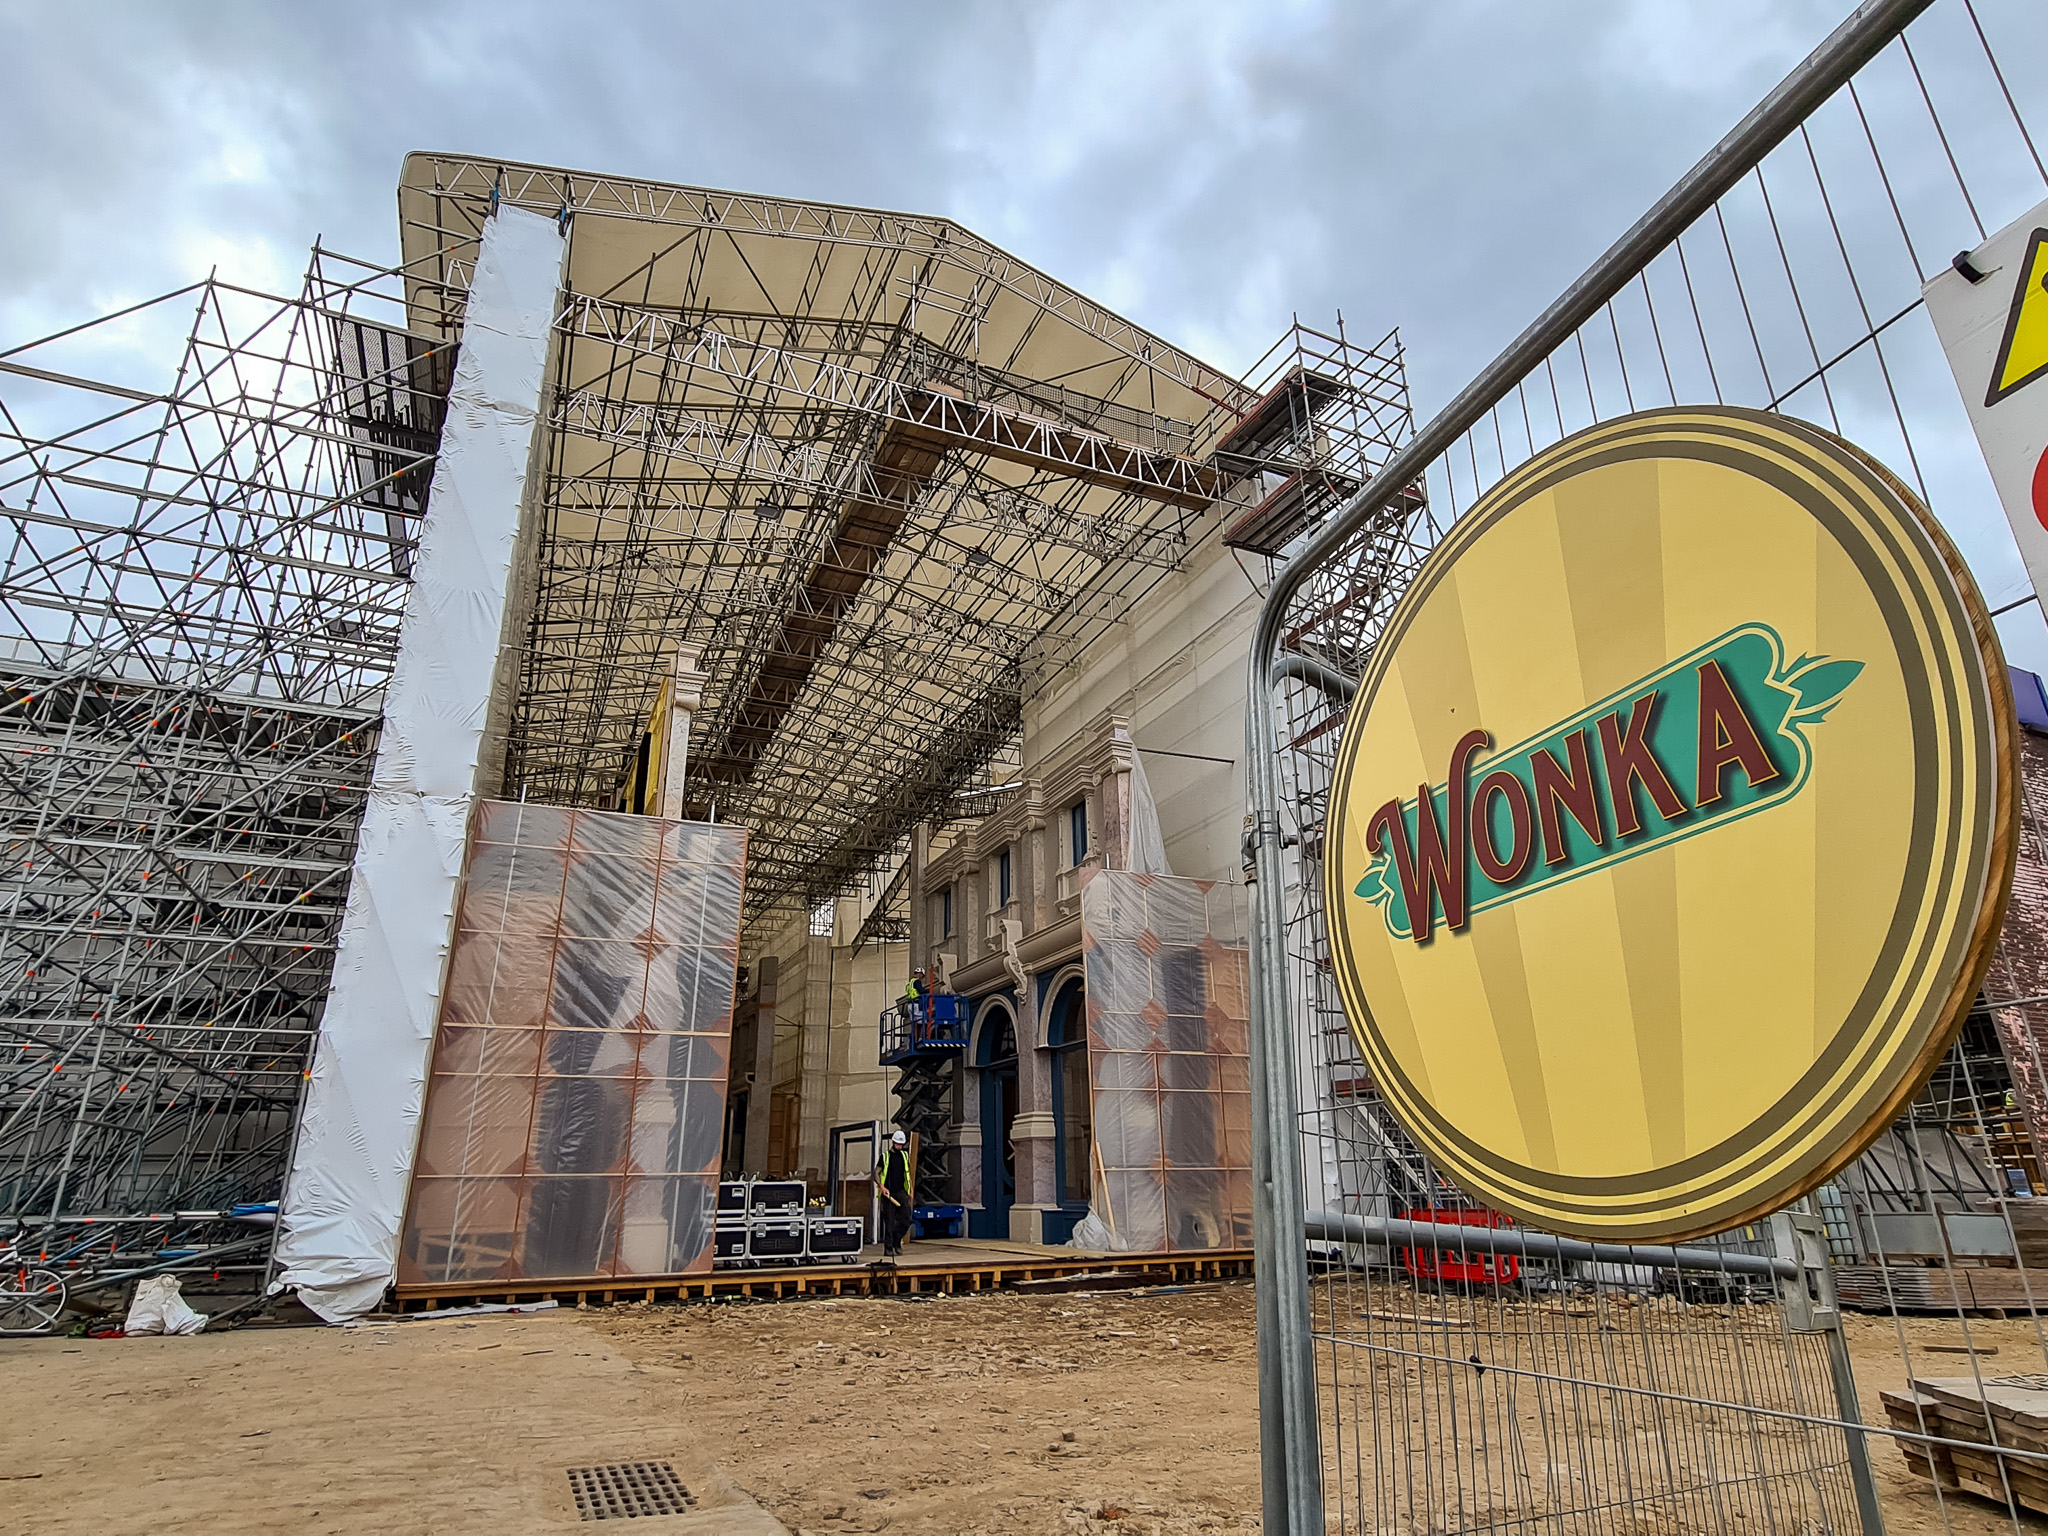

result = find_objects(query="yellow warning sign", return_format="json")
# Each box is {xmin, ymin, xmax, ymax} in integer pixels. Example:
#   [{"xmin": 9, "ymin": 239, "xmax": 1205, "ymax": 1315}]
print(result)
[{"xmin": 1988, "ymin": 228, "xmax": 2048, "ymax": 406}]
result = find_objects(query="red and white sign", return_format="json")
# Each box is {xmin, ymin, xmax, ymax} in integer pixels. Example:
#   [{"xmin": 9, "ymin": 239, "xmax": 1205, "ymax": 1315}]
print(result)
[{"xmin": 1925, "ymin": 194, "xmax": 2048, "ymax": 602}]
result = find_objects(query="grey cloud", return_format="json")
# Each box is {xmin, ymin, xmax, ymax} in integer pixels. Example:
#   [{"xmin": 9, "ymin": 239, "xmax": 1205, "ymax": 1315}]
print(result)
[
  {"xmin": 0, "ymin": 0, "xmax": 1848, "ymax": 369},
  {"xmin": 7, "ymin": 0, "xmax": 2048, "ymax": 667}
]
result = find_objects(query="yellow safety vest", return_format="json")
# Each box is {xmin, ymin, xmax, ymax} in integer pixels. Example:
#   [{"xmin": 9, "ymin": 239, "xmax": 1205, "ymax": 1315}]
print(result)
[{"xmin": 878, "ymin": 1147, "xmax": 910, "ymax": 1200}]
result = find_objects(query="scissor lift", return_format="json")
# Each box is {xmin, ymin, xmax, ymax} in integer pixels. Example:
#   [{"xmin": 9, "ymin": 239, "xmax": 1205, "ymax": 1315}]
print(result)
[{"xmin": 880, "ymin": 994, "xmax": 970, "ymax": 1195}]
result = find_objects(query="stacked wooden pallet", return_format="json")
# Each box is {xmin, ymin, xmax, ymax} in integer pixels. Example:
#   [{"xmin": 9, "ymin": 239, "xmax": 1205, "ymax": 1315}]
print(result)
[
  {"xmin": 1835, "ymin": 1264, "xmax": 2044, "ymax": 1314},
  {"xmin": 2008, "ymin": 1202, "xmax": 2048, "ymax": 1269},
  {"xmin": 1882, "ymin": 1374, "xmax": 2048, "ymax": 1513}
]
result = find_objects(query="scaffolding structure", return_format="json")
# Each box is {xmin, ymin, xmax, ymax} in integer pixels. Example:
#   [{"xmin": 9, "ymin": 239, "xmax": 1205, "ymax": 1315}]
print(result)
[
  {"xmin": 0, "ymin": 250, "xmax": 443, "ymax": 1254},
  {"xmin": 397, "ymin": 158, "xmax": 1272, "ymax": 922},
  {"xmin": 0, "ymin": 165, "xmax": 1422, "ymax": 1276}
]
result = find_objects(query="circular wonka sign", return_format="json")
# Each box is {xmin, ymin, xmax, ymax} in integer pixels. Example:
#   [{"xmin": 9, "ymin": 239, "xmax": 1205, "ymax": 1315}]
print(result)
[{"xmin": 1325, "ymin": 407, "xmax": 2018, "ymax": 1241}]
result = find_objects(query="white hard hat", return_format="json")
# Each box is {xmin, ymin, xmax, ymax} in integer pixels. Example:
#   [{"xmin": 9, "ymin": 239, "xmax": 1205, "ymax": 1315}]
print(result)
[{"xmin": 891, "ymin": 1129, "xmax": 907, "ymax": 1145}]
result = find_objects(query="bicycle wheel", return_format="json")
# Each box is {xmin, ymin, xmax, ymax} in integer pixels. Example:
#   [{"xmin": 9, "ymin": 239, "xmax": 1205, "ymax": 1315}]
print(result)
[{"xmin": 0, "ymin": 1265, "xmax": 67, "ymax": 1333}]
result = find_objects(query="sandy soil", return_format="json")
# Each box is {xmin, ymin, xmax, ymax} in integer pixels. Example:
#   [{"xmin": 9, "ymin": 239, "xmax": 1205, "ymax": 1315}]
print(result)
[
  {"xmin": 0, "ymin": 1306, "xmax": 786, "ymax": 1536},
  {"xmin": 593, "ymin": 1281, "xmax": 1265, "ymax": 1536},
  {"xmin": 9, "ymin": 1278, "xmax": 2048, "ymax": 1536},
  {"xmin": 1841, "ymin": 1310, "xmax": 2048, "ymax": 1534},
  {"xmin": 591, "ymin": 1281, "xmax": 2048, "ymax": 1536}
]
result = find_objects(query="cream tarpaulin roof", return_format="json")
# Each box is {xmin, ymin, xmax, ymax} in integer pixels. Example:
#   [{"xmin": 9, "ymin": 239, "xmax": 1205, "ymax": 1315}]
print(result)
[{"xmin": 396, "ymin": 154, "xmax": 1260, "ymax": 914}]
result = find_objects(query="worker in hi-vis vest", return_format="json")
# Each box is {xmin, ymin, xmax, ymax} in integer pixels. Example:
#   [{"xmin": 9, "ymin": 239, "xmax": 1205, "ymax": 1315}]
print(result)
[{"xmin": 876, "ymin": 1128, "xmax": 913, "ymax": 1259}]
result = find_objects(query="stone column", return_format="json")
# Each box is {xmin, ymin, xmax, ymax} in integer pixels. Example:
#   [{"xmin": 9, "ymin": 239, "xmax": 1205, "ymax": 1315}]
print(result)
[
  {"xmin": 1009, "ymin": 978, "xmax": 1061, "ymax": 1244},
  {"xmin": 742, "ymin": 954, "xmax": 780, "ymax": 1175},
  {"xmin": 957, "ymin": 1117, "xmax": 984, "ymax": 1218},
  {"xmin": 964, "ymin": 835, "xmax": 986, "ymax": 969},
  {"xmin": 275, "ymin": 205, "xmax": 567, "ymax": 1323},
  {"xmin": 1021, "ymin": 789, "xmax": 1050, "ymax": 934},
  {"xmin": 1100, "ymin": 716, "xmax": 1136, "ymax": 871},
  {"xmin": 797, "ymin": 931, "xmax": 833, "ymax": 1187},
  {"xmin": 658, "ymin": 645, "xmax": 710, "ymax": 819}
]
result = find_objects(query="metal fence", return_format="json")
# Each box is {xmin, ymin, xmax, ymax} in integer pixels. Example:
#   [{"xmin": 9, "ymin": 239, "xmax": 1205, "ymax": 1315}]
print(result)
[{"xmin": 1244, "ymin": 0, "xmax": 2048, "ymax": 1530}]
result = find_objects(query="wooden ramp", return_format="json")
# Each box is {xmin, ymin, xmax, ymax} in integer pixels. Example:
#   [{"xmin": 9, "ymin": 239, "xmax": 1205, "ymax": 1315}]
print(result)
[{"xmin": 392, "ymin": 1238, "xmax": 1253, "ymax": 1312}]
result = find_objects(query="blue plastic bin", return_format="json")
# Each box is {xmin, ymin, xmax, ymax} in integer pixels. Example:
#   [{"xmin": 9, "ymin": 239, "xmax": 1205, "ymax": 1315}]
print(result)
[{"xmin": 910, "ymin": 1203, "xmax": 966, "ymax": 1239}]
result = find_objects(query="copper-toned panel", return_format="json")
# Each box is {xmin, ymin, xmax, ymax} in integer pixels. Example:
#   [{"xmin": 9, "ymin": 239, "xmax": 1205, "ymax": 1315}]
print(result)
[
  {"xmin": 545, "ymin": 940, "xmax": 648, "ymax": 1032},
  {"xmin": 1079, "ymin": 870, "xmax": 1252, "ymax": 1254},
  {"xmin": 414, "ymin": 1071, "xmax": 535, "ymax": 1179},
  {"xmin": 398, "ymin": 1176, "xmax": 522, "ymax": 1286},
  {"xmin": 518, "ymin": 1174, "xmax": 623, "ymax": 1280},
  {"xmin": 433, "ymin": 1024, "xmax": 543, "ymax": 1078},
  {"xmin": 560, "ymin": 852, "xmax": 659, "ymax": 940},
  {"xmin": 400, "ymin": 801, "xmax": 745, "ymax": 1285}
]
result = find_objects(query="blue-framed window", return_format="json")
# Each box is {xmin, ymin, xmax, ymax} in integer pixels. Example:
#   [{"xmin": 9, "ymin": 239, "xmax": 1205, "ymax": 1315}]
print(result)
[
  {"xmin": 1069, "ymin": 799, "xmax": 1088, "ymax": 866},
  {"xmin": 941, "ymin": 884, "xmax": 953, "ymax": 937},
  {"xmin": 997, "ymin": 846, "xmax": 1012, "ymax": 905},
  {"xmin": 1047, "ymin": 977, "xmax": 1091, "ymax": 1205}
]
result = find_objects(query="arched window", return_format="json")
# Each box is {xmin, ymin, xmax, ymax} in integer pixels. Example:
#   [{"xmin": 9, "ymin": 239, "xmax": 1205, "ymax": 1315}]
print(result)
[{"xmin": 1046, "ymin": 976, "xmax": 1091, "ymax": 1206}]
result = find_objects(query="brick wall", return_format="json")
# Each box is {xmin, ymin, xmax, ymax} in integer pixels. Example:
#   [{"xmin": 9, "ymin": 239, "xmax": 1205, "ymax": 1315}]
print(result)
[{"xmin": 1989, "ymin": 725, "xmax": 2048, "ymax": 1177}]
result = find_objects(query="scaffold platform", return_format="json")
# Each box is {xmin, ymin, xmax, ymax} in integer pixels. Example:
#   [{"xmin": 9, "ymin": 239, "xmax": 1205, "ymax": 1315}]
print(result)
[{"xmin": 391, "ymin": 1237, "xmax": 1253, "ymax": 1311}]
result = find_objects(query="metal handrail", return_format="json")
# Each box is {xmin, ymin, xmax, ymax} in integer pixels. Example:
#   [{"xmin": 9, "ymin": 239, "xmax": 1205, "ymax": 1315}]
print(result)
[{"xmin": 1303, "ymin": 1211, "xmax": 1799, "ymax": 1281}]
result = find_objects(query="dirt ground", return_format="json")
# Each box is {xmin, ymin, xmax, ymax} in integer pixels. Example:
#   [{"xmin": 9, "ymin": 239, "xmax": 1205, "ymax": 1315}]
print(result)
[
  {"xmin": 1841, "ymin": 1309, "xmax": 2048, "ymax": 1535},
  {"xmin": 0, "ymin": 1305, "xmax": 787, "ymax": 1536},
  {"xmin": 10, "ymin": 1278, "xmax": 2048, "ymax": 1535},
  {"xmin": 593, "ymin": 1281, "xmax": 1265, "ymax": 1536},
  {"xmin": 594, "ymin": 1281, "xmax": 2048, "ymax": 1536}
]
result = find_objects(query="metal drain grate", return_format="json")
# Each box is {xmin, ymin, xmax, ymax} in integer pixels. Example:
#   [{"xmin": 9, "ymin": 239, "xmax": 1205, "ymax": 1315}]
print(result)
[{"xmin": 566, "ymin": 1462, "xmax": 694, "ymax": 1520}]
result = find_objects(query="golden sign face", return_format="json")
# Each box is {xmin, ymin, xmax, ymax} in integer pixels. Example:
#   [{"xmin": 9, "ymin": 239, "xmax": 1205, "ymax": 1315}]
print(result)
[{"xmin": 1325, "ymin": 408, "xmax": 2017, "ymax": 1241}]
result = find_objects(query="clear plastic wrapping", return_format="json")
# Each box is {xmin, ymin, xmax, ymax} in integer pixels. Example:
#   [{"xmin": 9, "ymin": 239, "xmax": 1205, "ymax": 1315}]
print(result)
[
  {"xmin": 1080, "ymin": 870, "xmax": 1253, "ymax": 1252},
  {"xmin": 399, "ymin": 800, "xmax": 745, "ymax": 1285}
]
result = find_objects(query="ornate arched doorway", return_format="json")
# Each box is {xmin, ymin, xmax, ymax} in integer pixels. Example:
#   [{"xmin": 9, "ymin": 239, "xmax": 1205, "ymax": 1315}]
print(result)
[
  {"xmin": 976, "ymin": 1005, "xmax": 1019, "ymax": 1235},
  {"xmin": 1046, "ymin": 975, "xmax": 1091, "ymax": 1217}
]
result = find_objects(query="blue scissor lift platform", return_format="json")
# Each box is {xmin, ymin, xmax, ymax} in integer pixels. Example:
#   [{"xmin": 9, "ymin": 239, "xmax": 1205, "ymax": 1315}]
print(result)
[
  {"xmin": 881, "ymin": 994, "xmax": 969, "ymax": 1196},
  {"xmin": 879, "ymin": 993, "xmax": 970, "ymax": 1066}
]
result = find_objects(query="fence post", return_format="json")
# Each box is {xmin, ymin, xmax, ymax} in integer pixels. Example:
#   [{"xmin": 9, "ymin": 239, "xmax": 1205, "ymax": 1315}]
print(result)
[
  {"xmin": 1774, "ymin": 1207, "xmax": 1886, "ymax": 1536},
  {"xmin": 1244, "ymin": 706, "xmax": 1326, "ymax": 1534}
]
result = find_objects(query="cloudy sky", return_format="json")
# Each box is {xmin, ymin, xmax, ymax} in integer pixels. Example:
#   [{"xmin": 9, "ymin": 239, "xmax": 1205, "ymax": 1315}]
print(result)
[{"xmin": 7, "ymin": 0, "xmax": 2048, "ymax": 664}]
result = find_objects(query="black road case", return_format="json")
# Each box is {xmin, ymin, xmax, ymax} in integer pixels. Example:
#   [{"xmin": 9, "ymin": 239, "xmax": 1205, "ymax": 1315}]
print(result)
[
  {"xmin": 747, "ymin": 1218, "xmax": 806, "ymax": 1261},
  {"xmin": 806, "ymin": 1215, "xmax": 864, "ymax": 1258},
  {"xmin": 748, "ymin": 1180, "xmax": 806, "ymax": 1218}
]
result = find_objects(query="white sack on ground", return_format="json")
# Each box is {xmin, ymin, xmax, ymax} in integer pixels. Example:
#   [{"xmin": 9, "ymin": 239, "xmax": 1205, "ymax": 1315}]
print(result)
[
  {"xmin": 1070, "ymin": 1206, "xmax": 1132, "ymax": 1253},
  {"xmin": 125, "ymin": 1275, "xmax": 207, "ymax": 1336},
  {"xmin": 272, "ymin": 205, "xmax": 567, "ymax": 1325}
]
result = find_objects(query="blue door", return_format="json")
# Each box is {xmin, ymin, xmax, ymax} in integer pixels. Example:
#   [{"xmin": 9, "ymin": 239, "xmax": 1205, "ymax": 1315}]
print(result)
[{"xmin": 975, "ymin": 1010, "xmax": 1019, "ymax": 1238}]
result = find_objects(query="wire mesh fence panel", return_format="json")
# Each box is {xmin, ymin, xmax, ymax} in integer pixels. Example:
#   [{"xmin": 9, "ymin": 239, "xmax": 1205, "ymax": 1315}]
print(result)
[{"xmin": 1250, "ymin": 2, "xmax": 2048, "ymax": 1530}]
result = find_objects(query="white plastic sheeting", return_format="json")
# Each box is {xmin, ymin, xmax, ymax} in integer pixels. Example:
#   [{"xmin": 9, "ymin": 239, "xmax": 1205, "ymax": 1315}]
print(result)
[
  {"xmin": 273, "ymin": 207, "xmax": 566, "ymax": 1323},
  {"xmin": 1071, "ymin": 870, "xmax": 1252, "ymax": 1253},
  {"xmin": 399, "ymin": 803, "xmax": 745, "ymax": 1287},
  {"xmin": 1126, "ymin": 752, "xmax": 1171, "ymax": 878}
]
